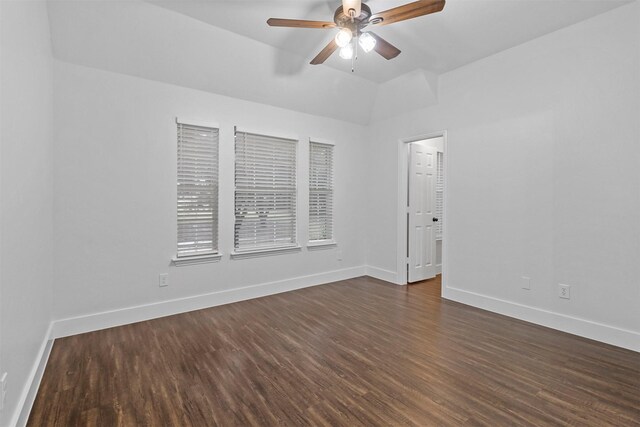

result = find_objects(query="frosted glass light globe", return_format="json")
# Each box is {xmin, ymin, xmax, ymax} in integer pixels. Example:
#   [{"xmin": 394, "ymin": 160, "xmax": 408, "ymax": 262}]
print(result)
[
  {"xmin": 359, "ymin": 32, "xmax": 376, "ymax": 53},
  {"xmin": 335, "ymin": 28, "xmax": 353, "ymax": 48},
  {"xmin": 339, "ymin": 43, "xmax": 354, "ymax": 60}
]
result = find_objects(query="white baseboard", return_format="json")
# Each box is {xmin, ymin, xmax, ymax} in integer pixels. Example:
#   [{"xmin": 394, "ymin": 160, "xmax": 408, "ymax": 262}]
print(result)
[
  {"xmin": 52, "ymin": 266, "xmax": 366, "ymax": 339},
  {"xmin": 442, "ymin": 286, "xmax": 640, "ymax": 353},
  {"xmin": 365, "ymin": 266, "xmax": 402, "ymax": 285},
  {"xmin": 10, "ymin": 322, "xmax": 54, "ymax": 427}
]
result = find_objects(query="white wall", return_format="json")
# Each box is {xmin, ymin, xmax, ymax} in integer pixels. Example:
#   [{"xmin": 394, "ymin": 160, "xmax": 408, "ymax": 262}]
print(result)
[
  {"xmin": 0, "ymin": 1, "xmax": 54, "ymax": 425},
  {"xmin": 366, "ymin": 2, "xmax": 640, "ymax": 350},
  {"xmin": 52, "ymin": 61, "xmax": 367, "ymax": 329}
]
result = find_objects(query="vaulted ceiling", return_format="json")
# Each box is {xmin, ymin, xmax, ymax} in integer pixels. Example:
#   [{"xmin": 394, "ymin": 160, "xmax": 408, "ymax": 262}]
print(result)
[
  {"xmin": 147, "ymin": 0, "xmax": 630, "ymax": 82},
  {"xmin": 47, "ymin": 0, "xmax": 631, "ymax": 123}
]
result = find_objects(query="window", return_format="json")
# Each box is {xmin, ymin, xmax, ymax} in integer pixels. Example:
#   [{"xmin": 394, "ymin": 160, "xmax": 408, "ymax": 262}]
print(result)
[
  {"xmin": 309, "ymin": 142, "xmax": 334, "ymax": 242},
  {"xmin": 176, "ymin": 122, "xmax": 219, "ymax": 257},
  {"xmin": 234, "ymin": 130, "xmax": 297, "ymax": 252}
]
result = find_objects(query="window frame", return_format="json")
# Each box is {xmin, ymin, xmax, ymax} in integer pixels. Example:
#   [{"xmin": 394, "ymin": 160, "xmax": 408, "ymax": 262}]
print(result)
[
  {"xmin": 308, "ymin": 139, "xmax": 336, "ymax": 248},
  {"xmin": 172, "ymin": 119, "xmax": 222, "ymax": 266},
  {"xmin": 231, "ymin": 128, "xmax": 301, "ymax": 259}
]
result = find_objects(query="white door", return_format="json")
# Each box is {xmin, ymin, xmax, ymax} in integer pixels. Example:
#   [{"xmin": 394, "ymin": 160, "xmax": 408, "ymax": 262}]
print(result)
[{"xmin": 408, "ymin": 141, "xmax": 437, "ymax": 282}]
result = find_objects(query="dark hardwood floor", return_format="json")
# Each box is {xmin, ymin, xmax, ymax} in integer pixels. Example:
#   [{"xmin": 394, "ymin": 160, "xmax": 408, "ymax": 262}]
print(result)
[{"xmin": 28, "ymin": 276, "xmax": 640, "ymax": 426}]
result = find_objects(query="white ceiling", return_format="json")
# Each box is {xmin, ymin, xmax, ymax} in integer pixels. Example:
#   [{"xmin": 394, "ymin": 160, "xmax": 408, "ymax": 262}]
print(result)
[
  {"xmin": 47, "ymin": 0, "xmax": 379, "ymax": 124},
  {"xmin": 147, "ymin": 0, "xmax": 631, "ymax": 83},
  {"xmin": 47, "ymin": 0, "xmax": 632, "ymax": 124}
]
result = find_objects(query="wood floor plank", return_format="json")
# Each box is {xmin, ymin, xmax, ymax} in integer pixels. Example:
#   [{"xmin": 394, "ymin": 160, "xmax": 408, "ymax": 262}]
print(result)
[{"xmin": 28, "ymin": 276, "xmax": 640, "ymax": 426}]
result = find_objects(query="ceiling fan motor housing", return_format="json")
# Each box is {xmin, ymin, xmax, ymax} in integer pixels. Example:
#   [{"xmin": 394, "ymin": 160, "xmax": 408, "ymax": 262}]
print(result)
[{"xmin": 334, "ymin": 4, "xmax": 373, "ymax": 33}]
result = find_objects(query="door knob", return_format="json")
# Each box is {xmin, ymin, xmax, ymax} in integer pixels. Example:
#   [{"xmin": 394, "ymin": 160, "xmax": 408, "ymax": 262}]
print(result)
[{"xmin": 432, "ymin": 217, "xmax": 439, "ymax": 222}]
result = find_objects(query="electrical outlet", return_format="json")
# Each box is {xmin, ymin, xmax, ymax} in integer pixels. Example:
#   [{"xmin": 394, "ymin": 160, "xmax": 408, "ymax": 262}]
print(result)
[
  {"xmin": 159, "ymin": 273, "xmax": 169, "ymax": 288},
  {"xmin": 1, "ymin": 372, "xmax": 7, "ymax": 412},
  {"xmin": 521, "ymin": 276, "xmax": 531, "ymax": 290},
  {"xmin": 558, "ymin": 284, "xmax": 571, "ymax": 299},
  {"xmin": 336, "ymin": 249, "xmax": 343, "ymax": 261}
]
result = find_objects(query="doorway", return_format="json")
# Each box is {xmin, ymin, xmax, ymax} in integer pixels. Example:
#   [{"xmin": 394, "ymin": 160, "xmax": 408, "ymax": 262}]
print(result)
[{"xmin": 396, "ymin": 132, "xmax": 447, "ymax": 286}]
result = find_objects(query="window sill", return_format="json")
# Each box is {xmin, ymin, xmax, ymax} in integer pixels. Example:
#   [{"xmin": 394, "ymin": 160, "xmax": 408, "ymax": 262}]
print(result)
[
  {"xmin": 230, "ymin": 246, "xmax": 301, "ymax": 260},
  {"xmin": 307, "ymin": 241, "xmax": 337, "ymax": 250},
  {"xmin": 172, "ymin": 253, "xmax": 222, "ymax": 266}
]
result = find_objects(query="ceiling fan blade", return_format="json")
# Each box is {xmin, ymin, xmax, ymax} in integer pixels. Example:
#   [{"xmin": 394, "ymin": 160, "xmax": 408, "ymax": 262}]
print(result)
[
  {"xmin": 368, "ymin": 32, "xmax": 401, "ymax": 60},
  {"xmin": 267, "ymin": 18, "xmax": 336, "ymax": 29},
  {"xmin": 310, "ymin": 39, "xmax": 339, "ymax": 65},
  {"xmin": 369, "ymin": 0, "xmax": 445, "ymax": 27}
]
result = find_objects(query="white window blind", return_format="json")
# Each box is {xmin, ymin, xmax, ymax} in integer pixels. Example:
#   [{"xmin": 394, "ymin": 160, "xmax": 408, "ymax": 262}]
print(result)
[
  {"xmin": 436, "ymin": 151, "xmax": 444, "ymax": 239},
  {"xmin": 309, "ymin": 142, "xmax": 334, "ymax": 242},
  {"xmin": 177, "ymin": 122, "xmax": 219, "ymax": 257},
  {"xmin": 234, "ymin": 130, "xmax": 297, "ymax": 251}
]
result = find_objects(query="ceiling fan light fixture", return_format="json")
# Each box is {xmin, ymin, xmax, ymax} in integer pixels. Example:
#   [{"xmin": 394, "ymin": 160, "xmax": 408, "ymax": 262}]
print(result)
[
  {"xmin": 359, "ymin": 32, "xmax": 376, "ymax": 53},
  {"xmin": 268, "ymin": 0, "xmax": 446, "ymax": 66},
  {"xmin": 335, "ymin": 28, "xmax": 353, "ymax": 48},
  {"xmin": 339, "ymin": 43, "xmax": 354, "ymax": 59}
]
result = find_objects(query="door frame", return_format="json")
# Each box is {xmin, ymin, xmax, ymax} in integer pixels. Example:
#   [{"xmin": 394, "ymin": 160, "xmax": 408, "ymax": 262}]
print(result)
[{"xmin": 396, "ymin": 131, "xmax": 449, "ymax": 288}]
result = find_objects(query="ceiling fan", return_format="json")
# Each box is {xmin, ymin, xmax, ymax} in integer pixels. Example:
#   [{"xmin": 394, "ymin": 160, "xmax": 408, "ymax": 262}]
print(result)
[{"xmin": 267, "ymin": 0, "xmax": 445, "ymax": 66}]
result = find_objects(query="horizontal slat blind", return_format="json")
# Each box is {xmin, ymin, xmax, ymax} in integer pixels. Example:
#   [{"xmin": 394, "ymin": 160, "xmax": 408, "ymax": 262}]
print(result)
[
  {"xmin": 235, "ymin": 131, "xmax": 297, "ymax": 251},
  {"xmin": 309, "ymin": 142, "xmax": 334, "ymax": 242},
  {"xmin": 177, "ymin": 123, "xmax": 219, "ymax": 256},
  {"xmin": 436, "ymin": 151, "xmax": 444, "ymax": 239}
]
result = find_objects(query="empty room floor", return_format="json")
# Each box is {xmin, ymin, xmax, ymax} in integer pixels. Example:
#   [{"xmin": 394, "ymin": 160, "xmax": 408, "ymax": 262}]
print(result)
[{"xmin": 28, "ymin": 276, "xmax": 640, "ymax": 426}]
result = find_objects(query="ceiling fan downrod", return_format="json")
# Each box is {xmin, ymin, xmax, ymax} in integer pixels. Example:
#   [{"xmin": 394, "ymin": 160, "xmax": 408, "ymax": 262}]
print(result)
[{"xmin": 343, "ymin": 0, "xmax": 361, "ymax": 23}]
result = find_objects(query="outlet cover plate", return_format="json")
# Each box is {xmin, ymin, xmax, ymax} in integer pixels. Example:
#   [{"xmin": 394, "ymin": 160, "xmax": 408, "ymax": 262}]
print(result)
[
  {"xmin": 521, "ymin": 276, "xmax": 531, "ymax": 290},
  {"xmin": 558, "ymin": 284, "xmax": 571, "ymax": 299},
  {"xmin": 159, "ymin": 273, "xmax": 169, "ymax": 288}
]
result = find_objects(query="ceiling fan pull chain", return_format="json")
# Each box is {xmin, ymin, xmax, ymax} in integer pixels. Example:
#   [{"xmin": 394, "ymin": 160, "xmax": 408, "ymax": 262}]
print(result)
[
  {"xmin": 351, "ymin": 40, "xmax": 355, "ymax": 72},
  {"xmin": 351, "ymin": 34, "xmax": 358, "ymax": 73}
]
